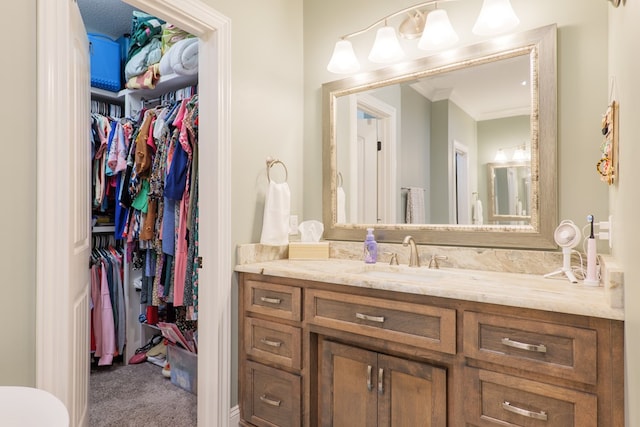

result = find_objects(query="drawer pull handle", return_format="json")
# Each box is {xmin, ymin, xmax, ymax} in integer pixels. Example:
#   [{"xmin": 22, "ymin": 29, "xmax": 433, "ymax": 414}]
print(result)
[
  {"xmin": 378, "ymin": 368, "xmax": 384, "ymax": 394},
  {"xmin": 260, "ymin": 296, "xmax": 282, "ymax": 305},
  {"xmin": 502, "ymin": 401, "xmax": 548, "ymax": 421},
  {"xmin": 260, "ymin": 394, "xmax": 282, "ymax": 407},
  {"xmin": 356, "ymin": 312, "xmax": 385, "ymax": 323},
  {"xmin": 260, "ymin": 338, "xmax": 282, "ymax": 348},
  {"xmin": 367, "ymin": 365, "xmax": 373, "ymax": 391},
  {"xmin": 501, "ymin": 337, "xmax": 547, "ymax": 353}
]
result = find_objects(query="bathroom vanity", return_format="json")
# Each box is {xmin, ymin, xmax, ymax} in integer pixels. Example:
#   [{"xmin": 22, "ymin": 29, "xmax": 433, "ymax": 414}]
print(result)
[{"xmin": 236, "ymin": 258, "xmax": 624, "ymax": 427}]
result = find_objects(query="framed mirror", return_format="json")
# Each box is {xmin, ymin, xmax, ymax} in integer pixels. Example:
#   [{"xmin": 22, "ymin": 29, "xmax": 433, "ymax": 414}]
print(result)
[
  {"xmin": 322, "ymin": 24, "xmax": 557, "ymax": 249},
  {"xmin": 487, "ymin": 161, "xmax": 531, "ymax": 223}
]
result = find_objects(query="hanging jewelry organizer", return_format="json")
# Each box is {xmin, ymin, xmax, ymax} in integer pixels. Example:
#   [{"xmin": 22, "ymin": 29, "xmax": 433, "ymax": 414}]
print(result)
[{"xmin": 598, "ymin": 99, "xmax": 618, "ymax": 185}]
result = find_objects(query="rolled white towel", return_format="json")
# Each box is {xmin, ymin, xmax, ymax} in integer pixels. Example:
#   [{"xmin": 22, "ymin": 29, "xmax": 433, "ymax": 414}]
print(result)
[
  {"xmin": 158, "ymin": 48, "xmax": 173, "ymax": 76},
  {"xmin": 173, "ymin": 39, "xmax": 198, "ymax": 75},
  {"xmin": 337, "ymin": 187, "xmax": 346, "ymax": 223}
]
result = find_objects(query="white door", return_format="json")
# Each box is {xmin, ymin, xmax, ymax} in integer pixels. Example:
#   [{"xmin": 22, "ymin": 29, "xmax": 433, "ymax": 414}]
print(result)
[
  {"xmin": 36, "ymin": 1, "xmax": 91, "ymax": 425},
  {"xmin": 39, "ymin": 1, "xmax": 232, "ymax": 425},
  {"xmin": 357, "ymin": 117, "xmax": 379, "ymax": 223}
]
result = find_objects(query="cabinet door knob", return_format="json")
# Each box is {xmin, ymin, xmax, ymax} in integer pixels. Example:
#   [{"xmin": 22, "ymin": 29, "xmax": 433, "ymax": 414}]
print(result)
[
  {"xmin": 501, "ymin": 337, "xmax": 547, "ymax": 353},
  {"xmin": 502, "ymin": 401, "xmax": 548, "ymax": 421},
  {"xmin": 367, "ymin": 365, "xmax": 373, "ymax": 391},
  {"xmin": 378, "ymin": 368, "xmax": 384, "ymax": 394}
]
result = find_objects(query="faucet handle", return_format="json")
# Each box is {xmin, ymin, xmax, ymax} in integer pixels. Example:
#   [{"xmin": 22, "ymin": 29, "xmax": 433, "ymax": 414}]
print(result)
[
  {"xmin": 388, "ymin": 253, "xmax": 399, "ymax": 265},
  {"xmin": 428, "ymin": 255, "xmax": 448, "ymax": 269}
]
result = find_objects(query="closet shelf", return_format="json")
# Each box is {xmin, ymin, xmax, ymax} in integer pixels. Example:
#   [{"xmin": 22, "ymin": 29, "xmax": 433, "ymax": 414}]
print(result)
[
  {"xmin": 90, "ymin": 87, "xmax": 123, "ymax": 103},
  {"xmin": 120, "ymin": 73, "xmax": 198, "ymax": 100},
  {"xmin": 92, "ymin": 225, "xmax": 116, "ymax": 234},
  {"xmin": 91, "ymin": 73, "xmax": 197, "ymax": 103}
]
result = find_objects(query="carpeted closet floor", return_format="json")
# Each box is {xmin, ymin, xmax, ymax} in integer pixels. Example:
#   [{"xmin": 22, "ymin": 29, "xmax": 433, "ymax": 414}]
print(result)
[{"xmin": 89, "ymin": 360, "xmax": 197, "ymax": 427}]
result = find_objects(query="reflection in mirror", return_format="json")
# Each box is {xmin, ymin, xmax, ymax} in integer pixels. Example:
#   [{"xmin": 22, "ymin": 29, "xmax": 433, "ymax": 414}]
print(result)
[
  {"xmin": 487, "ymin": 161, "xmax": 531, "ymax": 224},
  {"xmin": 323, "ymin": 24, "xmax": 558, "ymax": 249},
  {"xmin": 336, "ymin": 53, "xmax": 531, "ymax": 226}
]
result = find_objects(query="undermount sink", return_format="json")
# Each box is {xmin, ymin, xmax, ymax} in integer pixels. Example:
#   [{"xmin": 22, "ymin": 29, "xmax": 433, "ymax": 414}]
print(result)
[{"xmin": 347, "ymin": 264, "xmax": 458, "ymax": 283}]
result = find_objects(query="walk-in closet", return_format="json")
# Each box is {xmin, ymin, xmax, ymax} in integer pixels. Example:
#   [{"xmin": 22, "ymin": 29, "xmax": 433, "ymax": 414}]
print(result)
[{"xmin": 80, "ymin": 0, "xmax": 200, "ymax": 424}]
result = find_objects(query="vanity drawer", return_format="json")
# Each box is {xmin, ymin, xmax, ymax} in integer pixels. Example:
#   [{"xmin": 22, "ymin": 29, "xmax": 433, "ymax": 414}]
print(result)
[
  {"xmin": 245, "ymin": 317, "xmax": 302, "ymax": 370},
  {"xmin": 243, "ymin": 361, "xmax": 301, "ymax": 427},
  {"xmin": 463, "ymin": 311, "xmax": 597, "ymax": 384},
  {"xmin": 464, "ymin": 368, "xmax": 597, "ymax": 427},
  {"xmin": 245, "ymin": 279, "xmax": 302, "ymax": 322},
  {"xmin": 305, "ymin": 289, "xmax": 456, "ymax": 354}
]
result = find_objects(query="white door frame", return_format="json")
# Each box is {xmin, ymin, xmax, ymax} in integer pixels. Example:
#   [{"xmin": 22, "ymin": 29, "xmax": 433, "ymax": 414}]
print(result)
[
  {"xmin": 349, "ymin": 94, "xmax": 397, "ymax": 224},
  {"xmin": 449, "ymin": 139, "xmax": 469, "ymax": 224},
  {"xmin": 36, "ymin": 1, "xmax": 232, "ymax": 426}
]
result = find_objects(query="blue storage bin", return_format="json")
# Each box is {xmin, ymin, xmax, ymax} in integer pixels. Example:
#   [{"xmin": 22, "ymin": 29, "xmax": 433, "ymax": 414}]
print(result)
[{"xmin": 88, "ymin": 33, "xmax": 121, "ymax": 92}]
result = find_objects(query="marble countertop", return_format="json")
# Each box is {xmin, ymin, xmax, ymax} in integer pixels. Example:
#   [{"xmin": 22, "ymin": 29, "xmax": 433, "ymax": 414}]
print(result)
[{"xmin": 235, "ymin": 259, "xmax": 624, "ymax": 321}]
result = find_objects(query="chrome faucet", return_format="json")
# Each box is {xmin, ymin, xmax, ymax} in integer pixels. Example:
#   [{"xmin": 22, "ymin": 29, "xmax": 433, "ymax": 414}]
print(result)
[{"xmin": 402, "ymin": 235, "xmax": 420, "ymax": 267}]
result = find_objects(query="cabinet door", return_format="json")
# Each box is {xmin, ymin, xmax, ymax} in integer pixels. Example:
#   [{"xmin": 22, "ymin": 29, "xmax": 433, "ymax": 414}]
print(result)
[
  {"xmin": 321, "ymin": 340, "xmax": 378, "ymax": 427},
  {"xmin": 378, "ymin": 354, "xmax": 447, "ymax": 427},
  {"xmin": 321, "ymin": 340, "xmax": 447, "ymax": 427}
]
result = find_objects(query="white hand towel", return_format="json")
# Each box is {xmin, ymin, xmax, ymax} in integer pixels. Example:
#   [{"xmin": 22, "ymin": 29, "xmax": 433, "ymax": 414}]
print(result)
[
  {"xmin": 260, "ymin": 181, "xmax": 291, "ymax": 245},
  {"xmin": 474, "ymin": 199, "xmax": 483, "ymax": 225},
  {"xmin": 405, "ymin": 187, "xmax": 425, "ymax": 224},
  {"xmin": 337, "ymin": 187, "xmax": 346, "ymax": 223}
]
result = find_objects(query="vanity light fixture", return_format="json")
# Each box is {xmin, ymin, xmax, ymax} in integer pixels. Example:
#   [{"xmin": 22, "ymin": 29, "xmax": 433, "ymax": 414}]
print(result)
[
  {"xmin": 494, "ymin": 143, "xmax": 530, "ymax": 162},
  {"xmin": 494, "ymin": 148, "xmax": 508, "ymax": 163},
  {"xmin": 472, "ymin": 0, "xmax": 520, "ymax": 36},
  {"xmin": 327, "ymin": 0, "xmax": 520, "ymax": 74}
]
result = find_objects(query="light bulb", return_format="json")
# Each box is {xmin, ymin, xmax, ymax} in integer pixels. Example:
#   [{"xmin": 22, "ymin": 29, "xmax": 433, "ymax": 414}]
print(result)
[
  {"xmin": 327, "ymin": 40, "xmax": 360, "ymax": 74},
  {"xmin": 473, "ymin": 0, "xmax": 520, "ymax": 36},
  {"xmin": 368, "ymin": 26, "xmax": 404, "ymax": 63},
  {"xmin": 494, "ymin": 148, "xmax": 507, "ymax": 162},
  {"xmin": 418, "ymin": 9, "xmax": 459, "ymax": 51}
]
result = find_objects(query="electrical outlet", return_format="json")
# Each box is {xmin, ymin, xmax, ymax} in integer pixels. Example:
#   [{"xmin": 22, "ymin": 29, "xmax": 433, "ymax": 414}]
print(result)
[
  {"xmin": 289, "ymin": 215, "xmax": 299, "ymax": 235},
  {"xmin": 596, "ymin": 215, "xmax": 613, "ymax": 249}
]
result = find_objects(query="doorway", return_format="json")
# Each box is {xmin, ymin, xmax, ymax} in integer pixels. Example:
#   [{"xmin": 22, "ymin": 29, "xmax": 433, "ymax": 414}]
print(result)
[
  {"xmin": 452, "ymin": 140, "xmax": 470, "ymax": 224},
  {"xmin": 351, "ymin": 94, "xmax": 398, "ymax": 224},
  {"xmin": 36, "ymin": 1, "xmax": 232, "ymax": 425}
]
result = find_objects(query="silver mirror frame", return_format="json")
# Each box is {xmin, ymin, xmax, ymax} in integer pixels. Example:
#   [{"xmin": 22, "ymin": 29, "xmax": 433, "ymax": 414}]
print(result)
[
  {"xmin": 487, "ymin": 161, "xmax": 532, "ymax": 223},
  {"xmin": 322, "ymin": 24, "xmax": 557, "ymax": 249}
]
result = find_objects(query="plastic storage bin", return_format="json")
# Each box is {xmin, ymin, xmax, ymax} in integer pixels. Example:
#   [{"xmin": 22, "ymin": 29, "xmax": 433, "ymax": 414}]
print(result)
[
  {"xmin": 88, "ymin": 33, "xmax": 121, "ymax": 92},
  {"xmin": 168, "ymin": 345, "xmax": 197, "ymax": 394}
]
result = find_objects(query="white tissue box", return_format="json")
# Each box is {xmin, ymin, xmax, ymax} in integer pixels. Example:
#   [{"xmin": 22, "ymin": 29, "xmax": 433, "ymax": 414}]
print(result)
[{"xmin": 288, "ymin": 242, "xmax": 330, "ymax": 260}]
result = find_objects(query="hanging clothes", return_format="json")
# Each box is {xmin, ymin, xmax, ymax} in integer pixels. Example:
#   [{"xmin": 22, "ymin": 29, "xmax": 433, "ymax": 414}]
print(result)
[
  {"xmin": 120, "ymin": 91, "xmax": 200, "ymax": 323},
  {"xmin": 90, "ymin": 239, "xmax": 125, "ymax": 366}
]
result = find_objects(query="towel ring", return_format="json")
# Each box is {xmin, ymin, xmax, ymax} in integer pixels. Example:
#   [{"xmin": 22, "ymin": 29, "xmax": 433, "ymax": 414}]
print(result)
[{"xmin": 267, "ymin": 158, "xmax": 288, "ymax": 183}]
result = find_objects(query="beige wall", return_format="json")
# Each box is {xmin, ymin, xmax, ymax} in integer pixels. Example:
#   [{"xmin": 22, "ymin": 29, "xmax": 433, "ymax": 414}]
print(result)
[
  {"xmin": 207, "ymin": 0, "xmax": 304, "ymax": 407},
  {"xmin": 0, "ymin": 0, "xmax": 36, "ymax": 386},
  {"xmin": 609, "ymin": 3, "xmax": 640, "ymax": 426}
]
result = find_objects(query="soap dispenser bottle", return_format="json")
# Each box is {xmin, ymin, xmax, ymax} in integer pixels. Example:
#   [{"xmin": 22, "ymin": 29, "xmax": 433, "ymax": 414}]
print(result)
[{"xmin": 364, "ymin": 228, "xmax": 378, "ymax": 264}]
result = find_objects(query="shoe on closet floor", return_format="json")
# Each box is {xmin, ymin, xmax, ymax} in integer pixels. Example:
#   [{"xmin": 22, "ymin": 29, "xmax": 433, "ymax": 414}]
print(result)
[{"xmin": 162, "ymin": 362, "xmax": 171, "ymax": 378}]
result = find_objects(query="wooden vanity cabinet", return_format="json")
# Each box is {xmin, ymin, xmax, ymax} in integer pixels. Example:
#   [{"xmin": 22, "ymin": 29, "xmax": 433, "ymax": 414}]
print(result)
[
  {"xmin": 238, "ymin": 272, "xmax": 624, "ymax": 427},
  {"xmin": 320, "ymin": 340, "xmax": 447, "ymax": 427},
  {"xmin": 239, "ymin": 277, "xmax": 303, "ymax": 427}
]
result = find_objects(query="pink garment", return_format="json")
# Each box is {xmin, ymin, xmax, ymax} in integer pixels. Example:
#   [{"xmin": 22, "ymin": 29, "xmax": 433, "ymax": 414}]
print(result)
[
  {"xmin": 97, "ymin": 261, "xmax": 116, "ymax": 366},
  {"xmin": 146, "ymin": 117, "xmax": 157, "ymax": 152},
  {"xmin": 90, "ymin": 265, "xmax": 102, "ymax": 355},
  {"xmin": 107, "ymin": 122, "xmax": 129, "ymax": 173},
  {"xmin": 173, "ymin": 190, "xmax": 188, "ymax": 306}
]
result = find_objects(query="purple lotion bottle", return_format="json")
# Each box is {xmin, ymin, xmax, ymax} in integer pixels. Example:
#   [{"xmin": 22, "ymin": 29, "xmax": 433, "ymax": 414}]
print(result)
[{"xmin": 363, "ymin": 228, "xmax": 378, "ymax": 264}]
